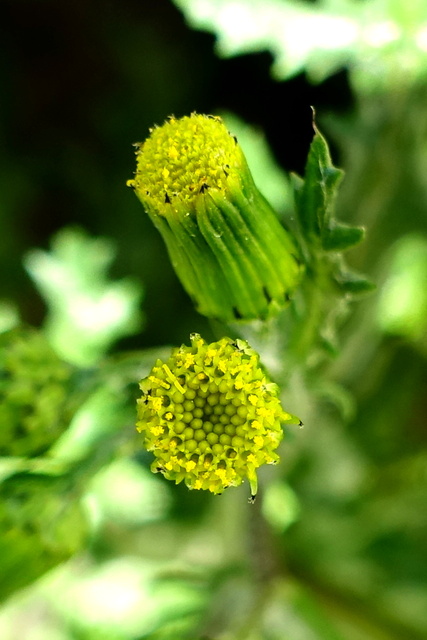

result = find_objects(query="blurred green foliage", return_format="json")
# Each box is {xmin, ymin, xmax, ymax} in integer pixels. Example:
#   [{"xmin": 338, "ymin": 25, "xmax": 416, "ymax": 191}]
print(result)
[
  {"xmin": 0, "ymin": 471, "xmax": 87, "ymax": 603},
  {"xmin": 25, "ymin": 227, "xmax": 144, "ymax": 366},
  {"xmin": 0, "ymin": 0, "xmax": 427, "ymax": 639},
  {"xmin": 174, "ymin": 0, "xmax": 427, "ymax": 90},
  {"xmin": 0, "ymin": 328, "xmax": 74, "ymax": 457}
]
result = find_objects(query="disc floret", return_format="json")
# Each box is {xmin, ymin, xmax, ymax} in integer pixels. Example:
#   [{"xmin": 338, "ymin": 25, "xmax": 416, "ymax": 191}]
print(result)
[{"xmin": 136, "ymin": 334, "xmax": 297, "ymax": 499}]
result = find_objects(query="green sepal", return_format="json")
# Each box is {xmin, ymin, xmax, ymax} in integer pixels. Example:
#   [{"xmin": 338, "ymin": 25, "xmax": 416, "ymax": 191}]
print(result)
[
  {"xmin": 282, "ymin": 411, "xmax": 303, "ymax": 426},
  {"xmin": 321, "ymin": 221, "xmax": 365, "ymax": 252},
  {"xmin": 139, "ymin": 176, "xmax": 303, "ymax": 323}
]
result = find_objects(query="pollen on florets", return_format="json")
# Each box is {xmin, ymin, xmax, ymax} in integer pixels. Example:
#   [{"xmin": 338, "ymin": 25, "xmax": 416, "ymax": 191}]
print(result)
[
  {"xmin": 129, "ymin": 114, "xmax": 243, "ymax": 213},
  {"xmin": 136, "ymin": 334, "xmax": 296, "ymax": 499}
]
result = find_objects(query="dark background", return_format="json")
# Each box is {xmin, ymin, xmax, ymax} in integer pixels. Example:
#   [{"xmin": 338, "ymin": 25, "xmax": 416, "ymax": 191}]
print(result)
[{"xmin": 0, "ymin": 0, "xmax": 352, "ymax": 346}]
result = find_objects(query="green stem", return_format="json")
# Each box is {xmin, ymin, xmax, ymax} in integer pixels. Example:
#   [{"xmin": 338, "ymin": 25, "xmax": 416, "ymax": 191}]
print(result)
[{"xmin": 290, "ymin": 266, "xmax": 329, "ymax": 361}]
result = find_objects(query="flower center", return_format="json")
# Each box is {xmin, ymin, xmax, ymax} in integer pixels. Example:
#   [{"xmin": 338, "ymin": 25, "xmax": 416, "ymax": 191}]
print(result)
[
  {"xmin": 131, "ymin": 114, "xmax": 241, "ymax": 211},
  {"xmin": 159, "ymin": 377, "xmax": 248, "ymax": 459}
]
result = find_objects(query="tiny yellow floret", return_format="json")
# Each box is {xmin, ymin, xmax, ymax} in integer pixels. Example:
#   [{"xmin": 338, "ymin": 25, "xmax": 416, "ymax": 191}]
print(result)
[
  {"xmin": 150, "ymin": 425, "xmax": 164, "ymax": 437},
  {"xmin": 253, "ymin": 435, "xmax": 264, "ymax": 448},
  {"xmin": 149, "ymin": 396, "xmax": 163, "ymax": 413},
  {"xmin": 132, "ymin": 114, "xmax": 242, "ymax": 215}
]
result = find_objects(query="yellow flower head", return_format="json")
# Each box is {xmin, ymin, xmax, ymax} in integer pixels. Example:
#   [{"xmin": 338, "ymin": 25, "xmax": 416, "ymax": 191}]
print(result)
[
  {"xmin": 128, "ymin": 114, "xmax": 243, "ymax": 214},
  {"xmin": 136, "ymin": 334, "xmax": 298, "ymax": 500},
  {"xmin": 128, "ymin": 113, "xmax": 302, "ymax": 322}
]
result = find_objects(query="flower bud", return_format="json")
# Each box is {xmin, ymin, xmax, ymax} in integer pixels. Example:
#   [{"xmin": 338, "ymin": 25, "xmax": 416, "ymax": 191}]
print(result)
[
  {"xmin": 128, "ymin": 114, "xmax": 302, "ymax": 321},
  {"xmin": 136, "ymin": 333, "xmax": 299, "ymax": 500}
]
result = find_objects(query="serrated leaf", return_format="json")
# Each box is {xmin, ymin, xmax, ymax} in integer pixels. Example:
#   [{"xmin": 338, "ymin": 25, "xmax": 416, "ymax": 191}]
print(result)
[
  {"xmin": 334, "ymin": 270, "xmax": 376, "ymax": 294},
  {"xmin": 296, "ymin": 122, "xmax": 344, "ymax": 240},
  {"xmin": 322, "ymin": 222, "xmax": 365, "ymax": 252}
]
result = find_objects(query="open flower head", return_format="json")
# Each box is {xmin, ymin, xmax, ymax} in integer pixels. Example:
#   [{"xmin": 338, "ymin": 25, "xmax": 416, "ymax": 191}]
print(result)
[
  {"xmin": 136, "ymin": 334, "xmax": 299, "ymax": 500},
  {"xmin": 128, "ymin": 114, "xmax": 302, "ymax": 322}
]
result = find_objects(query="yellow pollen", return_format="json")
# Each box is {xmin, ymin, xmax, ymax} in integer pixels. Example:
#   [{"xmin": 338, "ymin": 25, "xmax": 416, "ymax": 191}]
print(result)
[
  {"xmin": 150, "ymin": 425, "xmax": 164, "ymax": 436},
  {"xmin": 133, "ymin": 114, "xmax": 243, "ymax": 213},
  {"xmin": 256, "ymin": 407, "xmax": 270, "ymax": 417},
  {"xmin": 183, "ymin": 353, "xmax": 195, "ymax": 368},
  {"xmin": 254, "ymin": 435, "xmax": 264, "ymax": 448},
  {"xmin": 217, "ymin": 359, "xmax": 227, "ymax": 373},
  {"xmin": 165, "ymin": 456, "xmax": 179, "ymax": 471},
  {"xmin": 149, "ymin": 396, "xmax": 163, "ymax": 412},
  {"xmin": 215, "ymin": 468, "xmax": 227, "ymax": 480}
]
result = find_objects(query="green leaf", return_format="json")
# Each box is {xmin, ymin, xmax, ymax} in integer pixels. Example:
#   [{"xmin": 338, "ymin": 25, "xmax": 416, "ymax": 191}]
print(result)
[
  {"xmin": 24, "ymin": 227, "xmax": 144, "ymax": 367},
  {"xmin": 173, "ymin": 0, "xmax": 427, "ymax": 90},
  {"xmin": 289, "ymin": 118, "xmax": 373, "ymax": 359},
  {"xmin": 295, "ymin": 121, "xmax": 344, "ymax": 241},
  {"xmin": 334, "ymin": 269, "xmax": 376, "ymax": 294},
  {"xmin": 322, "ymin": 221, "xmax": 365, "ymax": 252}
]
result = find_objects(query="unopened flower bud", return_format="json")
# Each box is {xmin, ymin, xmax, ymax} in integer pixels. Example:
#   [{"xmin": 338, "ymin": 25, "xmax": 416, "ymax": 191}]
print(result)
[{"xmin": 128, "ymin": 114, "xmax": 302, "ymax": 322}]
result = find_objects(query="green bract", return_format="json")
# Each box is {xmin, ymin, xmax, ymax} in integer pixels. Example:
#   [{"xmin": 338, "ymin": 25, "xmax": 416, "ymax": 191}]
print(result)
[
  {"xmin": 136, "ymin": 334, "xmax": 299, "ymax": 499},
  {"xmin": 128, "ymin": 113, "xmax": 302, "ymax": 322}
]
